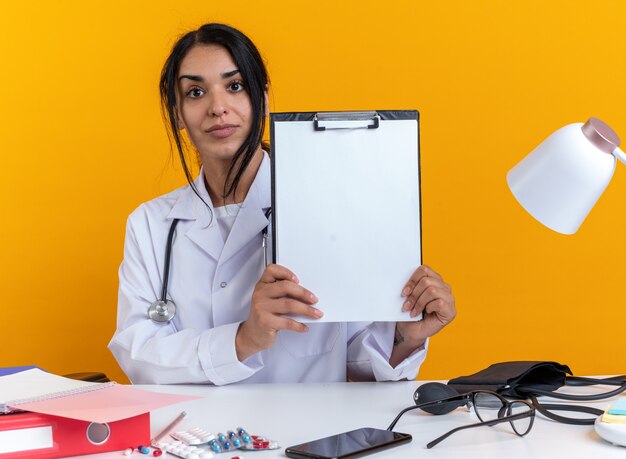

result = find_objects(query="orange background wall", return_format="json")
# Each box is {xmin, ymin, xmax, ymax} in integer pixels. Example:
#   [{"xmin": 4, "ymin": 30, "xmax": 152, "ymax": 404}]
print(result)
[{"xmin": 2, "ymin": 0, "xmax": 625, "ymax": 383}]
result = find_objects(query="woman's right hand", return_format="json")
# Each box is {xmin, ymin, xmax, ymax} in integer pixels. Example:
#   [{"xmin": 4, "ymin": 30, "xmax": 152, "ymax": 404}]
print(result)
[{"xmin": 235, "ymin": 264, "xmax": 323, "ymax": 361}]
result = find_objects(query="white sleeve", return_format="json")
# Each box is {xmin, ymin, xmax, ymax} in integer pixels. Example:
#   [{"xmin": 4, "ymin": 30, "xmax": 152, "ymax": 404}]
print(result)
[
  {"xmin": 346, "ymin": 322, "xmax": 428, "ymax": 382},
  {"xmin": 108, "ymin": 213, "xmax": 263, "ymax": 385}
]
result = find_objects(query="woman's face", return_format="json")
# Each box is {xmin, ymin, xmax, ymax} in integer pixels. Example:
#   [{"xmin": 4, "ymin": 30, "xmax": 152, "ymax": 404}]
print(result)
[{"xmin": 176, "ymin": 44, "xmax": 254, "ymax": 166}]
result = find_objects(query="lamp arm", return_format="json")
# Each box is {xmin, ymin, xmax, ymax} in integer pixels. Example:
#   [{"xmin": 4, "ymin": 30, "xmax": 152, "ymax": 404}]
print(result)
[{"xmin": 613, "ymin": 147, "xmax": 626, "ymax": 165}]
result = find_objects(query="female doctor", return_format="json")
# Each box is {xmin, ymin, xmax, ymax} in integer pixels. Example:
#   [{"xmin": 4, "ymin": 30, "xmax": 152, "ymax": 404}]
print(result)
[{"xmin": 109, "ymin": 23, "xmax": 456, "ymax": 385}]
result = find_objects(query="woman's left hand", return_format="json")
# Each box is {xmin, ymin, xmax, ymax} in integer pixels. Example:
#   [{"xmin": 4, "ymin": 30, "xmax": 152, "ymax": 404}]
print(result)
[{"xmin": 393, "ymin": 265, "xmax": 456, "ymax": 357}]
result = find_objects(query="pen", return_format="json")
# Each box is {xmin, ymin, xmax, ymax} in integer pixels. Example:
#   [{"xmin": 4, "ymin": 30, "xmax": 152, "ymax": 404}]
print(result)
[{"xmin": 150, "ymin": 411, "xmax": 187, "ymax": 445}]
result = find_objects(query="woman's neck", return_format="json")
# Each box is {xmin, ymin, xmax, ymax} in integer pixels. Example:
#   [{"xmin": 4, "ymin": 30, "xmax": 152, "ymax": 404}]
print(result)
[{"xmin": 202, "ymin": 148, "xmax": 264, "ymax": 208}]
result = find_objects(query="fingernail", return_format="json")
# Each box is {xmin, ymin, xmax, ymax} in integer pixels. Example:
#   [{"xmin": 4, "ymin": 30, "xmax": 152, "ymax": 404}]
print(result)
[
  {"xmin": 313, "ymin": 308, "xmax": 324, "ymax": 318},
  {"xmin": 402, "ymin": 300, "xmax": 411, "ymax": 311},
  {"xmin": 402, "ymin": 287, "xmax": 410, "ymax": 297},
  {"xmin": 292, "ymin": 275, "xmax": 299, "ymax": 283},
  {"xmin": 310, "ymin": 293, "xmax": 318, "ymax": 302},
  {"xmin": 302, "ymin": 324, "xmax": 309, "ymax": 332}
]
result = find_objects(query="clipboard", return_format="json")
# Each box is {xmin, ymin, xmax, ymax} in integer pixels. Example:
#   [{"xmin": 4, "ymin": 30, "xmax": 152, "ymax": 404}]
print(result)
[{"xmin": 270, "ymin": 110, "xmax": 421, "ymax": 322}]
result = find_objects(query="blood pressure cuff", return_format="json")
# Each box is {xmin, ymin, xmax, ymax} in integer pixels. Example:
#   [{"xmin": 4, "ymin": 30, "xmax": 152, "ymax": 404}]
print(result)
[{"xmin": 447, "ymin": 361, "xmax": 572, "ymax": 398}]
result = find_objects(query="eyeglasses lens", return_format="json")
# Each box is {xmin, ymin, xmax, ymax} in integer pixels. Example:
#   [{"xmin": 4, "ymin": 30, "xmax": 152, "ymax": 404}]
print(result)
[
  {"xmin": 507, "ymin": 401, "xmax": 533, "ymax": 436},
  {"xmin": 472, "ymin": 393, "xmax": 532, "ymax": 436},
  {"xmin": 472, "ymin": 392, "xmax": 504, "ymax": 422}
]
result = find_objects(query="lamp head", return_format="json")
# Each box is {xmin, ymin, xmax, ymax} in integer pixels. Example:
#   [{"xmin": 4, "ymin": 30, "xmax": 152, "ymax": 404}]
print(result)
[{"xmin": 507, "ymin": 117, "xmax": 623, "ymax": 234}]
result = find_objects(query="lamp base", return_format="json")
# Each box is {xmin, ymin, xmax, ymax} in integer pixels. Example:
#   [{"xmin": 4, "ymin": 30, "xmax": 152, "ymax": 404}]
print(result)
[{"xmin": 595, "ymin": 415, "xmax": 626, "ymax": 447}]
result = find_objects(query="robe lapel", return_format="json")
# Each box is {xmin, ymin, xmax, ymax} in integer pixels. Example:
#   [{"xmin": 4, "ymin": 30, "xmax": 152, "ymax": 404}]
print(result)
[
  {"xmin": 219, "ymin": 153, "xmax": 272, "ymax": 265},
  {"xmin": 166, "ymin": 174, "xmax": 224, "ymax": 262},
  {"xmin": 185, "ymin": 209, "xmax": 224, "ymax": 262},
  {"xmin": 165, "ymin": 153, "xmax": 272, "ymax": 264}
]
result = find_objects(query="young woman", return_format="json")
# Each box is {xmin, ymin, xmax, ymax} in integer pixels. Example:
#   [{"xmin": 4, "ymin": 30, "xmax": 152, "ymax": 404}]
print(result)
[{"xmin": 109, "ymin": 23, "xmax": 455, "ymax": 385}]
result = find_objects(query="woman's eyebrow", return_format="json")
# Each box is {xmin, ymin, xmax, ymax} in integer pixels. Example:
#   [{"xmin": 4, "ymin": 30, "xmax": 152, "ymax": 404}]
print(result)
[
  {"xmin": 178, "ymin": 74, "xmax": 203, "ymax": 82},
  {"xmin": 178, "ymin": 69, "xmax": 239, "ymax": 82},
  {"xmin": 221, "ymin": 69, "xmax": 240, "ymax": 78}
]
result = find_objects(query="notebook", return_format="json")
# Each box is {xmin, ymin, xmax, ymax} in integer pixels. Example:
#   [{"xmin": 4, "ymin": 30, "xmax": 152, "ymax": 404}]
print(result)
[
  {"xmin": 0, "ymin": 368, "xmax": 199, "ymax": 422},
  {"xmin": 0, "ymin": 368, "xmax": 114, "ymax": 414}
]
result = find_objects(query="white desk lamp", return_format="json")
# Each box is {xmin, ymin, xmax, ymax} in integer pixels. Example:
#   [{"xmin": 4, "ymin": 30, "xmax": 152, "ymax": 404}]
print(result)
[
  {"xmin": 507, "ymin": 117, "xmax": 625, "ymax": 234},
  {"xmin": 507, "ymin": 117, "xmax": 626, "ymax": 447}
]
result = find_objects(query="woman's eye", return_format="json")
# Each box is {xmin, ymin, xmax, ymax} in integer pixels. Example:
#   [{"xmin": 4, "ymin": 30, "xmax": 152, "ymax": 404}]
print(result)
[
  {"xmin": 186, "ymin": 87, "xmax": 205, "ymax": 98},
  {"xmin": 228, "ymin": 81, "xmax": 245, "ymax": 92}
]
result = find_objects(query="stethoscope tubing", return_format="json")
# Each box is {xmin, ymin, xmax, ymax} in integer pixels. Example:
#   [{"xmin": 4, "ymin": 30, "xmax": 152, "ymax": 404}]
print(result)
[
  {"xmin": 151, "ymin": 209, "xmax": 272, "ymax": 323},
  {"xmin": 161, "ymin": 218, "xmax": 180, "ymax": 302}
]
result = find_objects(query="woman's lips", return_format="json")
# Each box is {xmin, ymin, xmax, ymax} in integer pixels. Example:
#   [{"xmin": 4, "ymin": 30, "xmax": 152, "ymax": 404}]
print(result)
[{"xmin": 207, "ymin": 124, "xmax": 237, "ymax": 138}]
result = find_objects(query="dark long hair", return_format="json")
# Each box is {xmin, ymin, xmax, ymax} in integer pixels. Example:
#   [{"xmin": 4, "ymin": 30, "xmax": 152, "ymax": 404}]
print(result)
[{"xmin": 159, "ymin": 23, "xmax": 269, "ymax": 203}]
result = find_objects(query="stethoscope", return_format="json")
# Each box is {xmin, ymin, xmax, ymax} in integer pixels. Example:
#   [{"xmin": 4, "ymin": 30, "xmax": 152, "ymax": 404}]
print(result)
[{"xmin": 147, "ymin": 209, "xmax": 272, "ymax": 323}]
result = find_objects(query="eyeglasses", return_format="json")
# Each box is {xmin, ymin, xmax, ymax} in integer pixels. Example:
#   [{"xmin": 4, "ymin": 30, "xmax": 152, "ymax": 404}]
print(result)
[{"xmin": 387, "ymin": 389, "xmax": 535, "ymax": 449}]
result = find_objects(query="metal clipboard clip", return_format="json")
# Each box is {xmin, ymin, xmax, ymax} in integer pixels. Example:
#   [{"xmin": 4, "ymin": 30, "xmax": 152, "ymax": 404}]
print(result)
[{"xmin": 313, "ymin": 111, "xmax": 380, "ymax": 131}]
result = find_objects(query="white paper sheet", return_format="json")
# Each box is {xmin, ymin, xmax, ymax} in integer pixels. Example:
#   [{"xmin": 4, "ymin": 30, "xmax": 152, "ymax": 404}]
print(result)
[{"xmin": 272, "ymin": 113, "xmax": 421, "ymax": 322}]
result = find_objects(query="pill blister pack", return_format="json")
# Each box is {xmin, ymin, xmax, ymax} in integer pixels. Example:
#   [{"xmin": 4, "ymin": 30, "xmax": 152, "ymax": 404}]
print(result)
[
  {"xmin": 171, "ymin": 427, "xmax": 252, "ymax": 453},
  {"xmin": 161, "ymin": 426, "xmax": 279, "ymax": 456},
  {"xmin": 240, "ymin": 436, "xmax": 279, "ymax": 451},
  {"xmin": 170, "ymin": 428, "xmax": 216, "ymax": 446},
  {"xmin": 157, "ymin": 441, "xmax": 215, "ymax": 459}
]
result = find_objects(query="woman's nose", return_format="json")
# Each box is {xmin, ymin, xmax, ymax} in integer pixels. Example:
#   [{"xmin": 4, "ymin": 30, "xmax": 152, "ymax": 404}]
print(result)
[{"xmin": 208, "ymin": 92, "xmax": 227, "ymax": 117}]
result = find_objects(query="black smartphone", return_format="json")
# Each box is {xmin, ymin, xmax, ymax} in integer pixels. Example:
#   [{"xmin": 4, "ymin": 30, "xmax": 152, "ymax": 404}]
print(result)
[{"xmin": 284, "ymin": 427, "xmax": 412, "ymax": 459}]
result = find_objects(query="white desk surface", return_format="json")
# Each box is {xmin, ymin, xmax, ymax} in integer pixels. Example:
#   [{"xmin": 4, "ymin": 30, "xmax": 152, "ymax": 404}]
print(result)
[{"xmin": 82, "ymin": 380, "xmax": 624, "ymax": 459}]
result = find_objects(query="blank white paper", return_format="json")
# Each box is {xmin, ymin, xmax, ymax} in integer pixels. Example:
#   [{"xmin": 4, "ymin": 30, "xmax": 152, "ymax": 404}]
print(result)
[{"xmin": 272, "ymin": 116, "xmax": 421, "ymax": 322}]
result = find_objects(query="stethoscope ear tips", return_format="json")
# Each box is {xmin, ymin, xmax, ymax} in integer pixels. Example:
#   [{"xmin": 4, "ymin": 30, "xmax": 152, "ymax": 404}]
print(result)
[{"xmin": 148, "ymin": 299, "xmax": 177, "ymax": 323}]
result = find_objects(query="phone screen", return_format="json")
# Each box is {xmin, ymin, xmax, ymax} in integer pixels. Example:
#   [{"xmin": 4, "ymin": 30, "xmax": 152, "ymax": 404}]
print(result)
[{"xmin": 284, "ymin": 427, "xmax": 412, "ymax": 459}]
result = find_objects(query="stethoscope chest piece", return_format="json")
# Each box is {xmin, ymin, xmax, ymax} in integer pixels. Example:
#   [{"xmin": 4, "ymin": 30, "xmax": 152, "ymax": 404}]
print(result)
[{"xmin": 148, "ymin": 299, "xmax": 176, "ymax": 323}]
